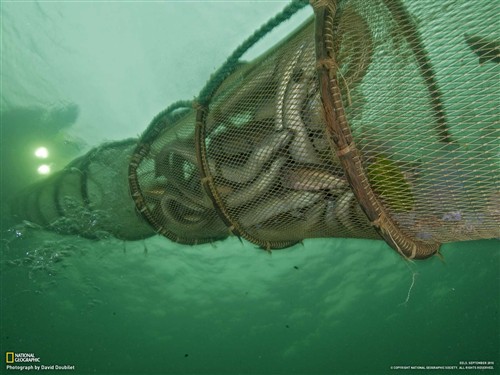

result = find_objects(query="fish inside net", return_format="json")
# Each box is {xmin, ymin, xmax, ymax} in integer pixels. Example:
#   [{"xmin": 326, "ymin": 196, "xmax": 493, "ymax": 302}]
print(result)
[{"xmin": 11, "ymin": 0, "xmax": 500, "ymax": 260}]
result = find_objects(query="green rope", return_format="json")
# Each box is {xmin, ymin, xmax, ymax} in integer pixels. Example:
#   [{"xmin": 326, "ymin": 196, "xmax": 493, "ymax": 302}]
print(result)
[
  {"xmin": 152, "ymin": 99, "xmax": 193, "ymax": 127},
  {"xmin": 140, "ymin": 99, "xmax": 193, "ymax": 144},
  {"xmin": 197, "ymin": 0, "xmax": 309, "ymax": 106},
  {"xmin": 160, "ymin": 99, "xmax": 193, "ymax": 119}
]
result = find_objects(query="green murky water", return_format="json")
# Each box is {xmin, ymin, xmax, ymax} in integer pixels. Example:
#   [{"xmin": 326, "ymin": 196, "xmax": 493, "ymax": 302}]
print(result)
[{"xmin": 1, "ymin": 2, "xmax": 498, "ymax": 374}]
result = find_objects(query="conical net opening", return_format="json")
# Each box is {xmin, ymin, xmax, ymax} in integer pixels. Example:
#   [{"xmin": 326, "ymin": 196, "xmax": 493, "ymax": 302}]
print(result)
[
  {"xmin": 130, "ymin": 0, "xmax": 498, "ymax": 257},
  {"xmin": 11, "ymin": 0, "xmax": 498, "ymax": 259}
]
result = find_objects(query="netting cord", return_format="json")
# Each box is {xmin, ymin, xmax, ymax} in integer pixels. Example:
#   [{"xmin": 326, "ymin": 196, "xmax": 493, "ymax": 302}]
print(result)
[
  {"xmin": 313, "ymin": 0, "xmax": 440, "ymax": 259},
  {"xmin": 197, "ymin": 0, "xmax": 309, "ymax": 107},
  {"xmin": 154, "ymin": 99, "xmax": 193, "ymax": 124},
  {"xmin": 129, "ymin": 99, "xmax": 207, "ymax": 244},
  {"xmin": 137, "ymin": 99, "xmax": 193, "ymax": 145},
  {"xmin": 382, "ymin": 0, "xmax": 452, "ymax": 144}
]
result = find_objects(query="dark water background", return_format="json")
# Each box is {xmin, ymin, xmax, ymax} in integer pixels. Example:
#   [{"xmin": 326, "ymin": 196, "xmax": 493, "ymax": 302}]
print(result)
[{"xmin": 1, "ymin": 1, "xmax": 498, "ymax": 374}]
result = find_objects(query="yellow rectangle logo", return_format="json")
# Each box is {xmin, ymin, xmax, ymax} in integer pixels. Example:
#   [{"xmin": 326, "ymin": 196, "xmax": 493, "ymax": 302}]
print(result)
[{"xmin": 6, "ymin": 352, "xmax": 14, "ymax": 363}]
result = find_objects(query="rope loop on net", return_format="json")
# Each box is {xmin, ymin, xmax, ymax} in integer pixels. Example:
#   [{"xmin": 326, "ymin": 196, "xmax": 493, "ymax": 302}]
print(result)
[
  {"xmin": 158, "ymin": 99, "xmax": 193, "ymax": 124},
  {"xmin": 138, "ymin": 99, "xmax": 193, "ymax": 144},
  {"xmin": 197, "ymin": 0, "xmax": 309, "ymax": 106}
]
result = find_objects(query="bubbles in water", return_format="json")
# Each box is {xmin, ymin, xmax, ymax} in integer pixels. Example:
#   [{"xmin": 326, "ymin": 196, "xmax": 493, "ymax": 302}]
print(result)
[{"xmin": 1, "ymin": 227, "xmax": 80, "ymax": 280}]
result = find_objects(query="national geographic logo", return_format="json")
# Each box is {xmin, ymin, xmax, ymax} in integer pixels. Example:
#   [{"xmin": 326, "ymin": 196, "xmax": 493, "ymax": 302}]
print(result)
[
  {"xmin": 5, "ymin": 352, "xmax": 41, "ymax": 363},
  {"xmin": 5, "ymin": 352, "xmax": 75, "ymax": 372},
  {"xmin": 6, "ymin": 352, "xmax": 14, "ymax": 363}
]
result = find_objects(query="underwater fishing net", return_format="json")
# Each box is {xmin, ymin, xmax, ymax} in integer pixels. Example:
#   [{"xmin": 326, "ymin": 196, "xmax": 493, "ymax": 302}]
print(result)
[
  {"xmin": 13, "ymin": 0, "xmax": 499, "ymax": 259},
  {"xmin": 12, "ymin": 139, "xmax": 155, "ymax": 240}
]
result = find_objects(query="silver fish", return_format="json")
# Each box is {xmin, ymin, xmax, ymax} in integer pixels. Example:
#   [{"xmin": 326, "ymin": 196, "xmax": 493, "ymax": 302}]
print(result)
[
  {"xmin": 225, "ymin": 157, "xmax": 286, "ymax": 207},
  {"xmin": 155, "ymin": 139, "xmax": 195, "ymax": 178},
  {"xmin": 160, "ymin": 183, "xmax": 206, "ymax": 214},
  {"xmin": 325, "ymin": 190, "xmax": 369, "ymax": 236},
  {"xmin": 282, "ymin": 49, "xmax": 323, "ymax": 164},
  {"xmin": 334, "ymin": 191, "xmax": 357, "ymax": 235},
  {"xmin": 253, "ymin": 200, "xmax": 325, "ymax": 242},
  {"xmin": 219, "ymin": 130, "xmax": 291, "ymax": 183},
  {"xmin": 281, "ymin": 168, "xmax": 346, "ymax": 191},
  {"xmin": 239, "ymin": 190, "xmax": 321, "ymax": 227},
  {"xmin": 275, "ymin": 43, "xmax": 306, "ymax": 131}
]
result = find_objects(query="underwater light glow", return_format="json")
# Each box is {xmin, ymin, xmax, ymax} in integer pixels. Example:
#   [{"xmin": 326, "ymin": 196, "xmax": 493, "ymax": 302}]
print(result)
[
  {"xmin": 37, "ymin": 164, "xmax": 51, "ymax": 175},
  {"xmin": 35, "ymin": 147, "xmax": 49, "ymax": 159}
]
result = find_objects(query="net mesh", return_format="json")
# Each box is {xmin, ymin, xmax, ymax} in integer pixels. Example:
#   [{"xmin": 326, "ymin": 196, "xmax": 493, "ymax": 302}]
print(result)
[
  {"xmin": 11, "ymin": 0, "xmax": 498, "ymax": 259},
  {"xmin": 129, "ymin": 0, "xmax": 498, "ymax": 258},
  {"xmin": 348, "ymin": 0, "xmax": 499, "ymax": 245},
  {"xmin": 129, "ymin": 106, "xmax": 229, "ymax": 244},
  {"xmin": 198, "ymin": 19, "xmax": 378, "ymax": 248},
  {"xmin": 12, "ymin": 140, "xmax": 154, "ymax": 240}
]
